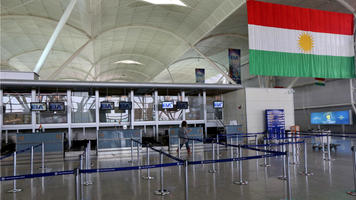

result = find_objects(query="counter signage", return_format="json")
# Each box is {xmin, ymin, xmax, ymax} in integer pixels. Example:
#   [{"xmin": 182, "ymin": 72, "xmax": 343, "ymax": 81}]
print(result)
[{"xmin": 30, "ymin": 102, "xmax": 47, "ymax": 111}]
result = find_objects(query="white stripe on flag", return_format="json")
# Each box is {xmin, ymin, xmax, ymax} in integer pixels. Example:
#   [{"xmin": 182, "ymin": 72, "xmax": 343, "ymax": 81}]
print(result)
[{"xmin": 248, "ymin": 24, "xmax": 354, "ymax": 57}]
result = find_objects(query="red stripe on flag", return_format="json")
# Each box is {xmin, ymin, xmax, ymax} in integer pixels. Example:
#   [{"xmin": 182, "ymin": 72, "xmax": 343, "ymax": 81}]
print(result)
[
  {"xmin": 314, "ymin": 78, "xmax": 325, "ymax": 81},
  {"xmin": 247, "ymin": 0, "xmax": 354, "ymax": 35}
]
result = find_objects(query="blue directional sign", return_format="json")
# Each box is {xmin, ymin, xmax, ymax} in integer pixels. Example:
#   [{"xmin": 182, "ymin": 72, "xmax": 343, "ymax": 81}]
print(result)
[
  {"xmin": 265, "ymin": 109, "xmax": 285, "ymax": 139},
  {"xmin": 311, "ymin": 110, "xmax": 352, "ymax": 125},
  {"xmin": 30, "ymin": 102, "xmax": 47, "ymax": 111},
  {"xmin": 100, "ymin": 102, "xmax": 114, "ymax": 110},
  {"xmin": 49, "ymin": 102, "xmax": 65, "ymax": 111}
]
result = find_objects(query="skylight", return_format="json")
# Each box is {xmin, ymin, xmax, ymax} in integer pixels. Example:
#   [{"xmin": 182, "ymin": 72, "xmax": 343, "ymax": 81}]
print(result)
[
  {"xmin": 114, "ymin": 60, "xmax": 143, "ymax": 65},
  {"xmin": 141, "ymin": 0, "xmax": 187, "ymax": 7}
]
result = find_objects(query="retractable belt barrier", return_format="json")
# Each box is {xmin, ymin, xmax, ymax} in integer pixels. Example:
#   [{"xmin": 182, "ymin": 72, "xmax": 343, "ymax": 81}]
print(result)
[
  {"xmin": 292, "ymin": 132, "xmax": 356, "ymax": 139},
  {"xmin": 0, "ymin": 144, "xmax": 42, "ymax": 160},
  {"xmin": 1, "ymin": 170, "xmax": 75, "ymax": 181}
]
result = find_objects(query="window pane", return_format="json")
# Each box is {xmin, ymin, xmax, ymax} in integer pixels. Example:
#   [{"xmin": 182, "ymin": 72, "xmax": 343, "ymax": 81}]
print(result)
[
  {"xmin": 71, "ymin": 92, "xmax": 96, "ymax": 123},
  {"xmin": 3, "ymin": 93, "xmax": 32, "ymax": 124}
]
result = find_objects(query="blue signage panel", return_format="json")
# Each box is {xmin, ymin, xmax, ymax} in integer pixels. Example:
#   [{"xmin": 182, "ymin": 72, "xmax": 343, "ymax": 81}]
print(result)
[
  {"xmin": 162, "ymin": 102, "xmax": 173, "ymax": 109},
  {"xmin": 119, "ymin": 101, "xmax": 132, "ymax": 110},
  {"xmin": 30, "ymin": 102, "xmax": 47, "ymax": 111},
  {"xmin": 49, "ymin": 102, "xmax": 65, "ymax": 111},
  {"xmin": 265, "ymin": 109, "xmax": 285, "ymax": 139},
  {"xmin": 100, "ymin": 102, "xmax": 114, "ymax": 110},
  {"xmin": 213, "ymin": 101, "xmax": 224, "ymax": 108},
  {"xmin": 311, "ymin": 110, "xmax": 352, "ymax": 125}
]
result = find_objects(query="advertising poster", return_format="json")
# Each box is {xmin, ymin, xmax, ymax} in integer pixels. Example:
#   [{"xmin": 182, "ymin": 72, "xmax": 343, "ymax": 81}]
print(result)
[
  {"xmin": 195, "ymin": 68, "xmax": 205, "ymax": 83},
  {"xmin": 310, "ymin": 110, "xmax": 352, "ymax": 125},
  {"xmin": 228, "ymin": 49, "xmax": 241, "ymax": 84}
]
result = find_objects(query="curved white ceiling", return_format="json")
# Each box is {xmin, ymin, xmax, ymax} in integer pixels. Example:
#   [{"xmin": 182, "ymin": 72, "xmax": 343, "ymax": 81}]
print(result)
[{"xmin": 1, "ymin": 0, "xmax": 354, "ymax": 83}]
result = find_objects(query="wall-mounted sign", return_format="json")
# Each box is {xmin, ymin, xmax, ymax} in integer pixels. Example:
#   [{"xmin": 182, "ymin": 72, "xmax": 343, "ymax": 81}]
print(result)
[
  {"xmin": 162, "ymin": 102, "xmax": 174, "ymax": 109},
  {"xmin": 311, "ymin": 110, "xmax": 352, "ymax": 125},
  {"xmin": 100, "ymin": 102, "xmax": 114, "ymax": 110},
  {"xmin": 213, "ymin": 101, "xmax": 224, "ymax": 108},
  {"xmin": 119, "ymin": 101, "xmax": 132, "ymax": 110},
  {"xmin": 176, "ymin": 101, "xmax": 189, "ymax": 109},
  {"xmin": 265, "ymin": 109, "xmax": 285, "ymax": 139},
  {"xmin": 49, "ymin": 102, "xmax": 65, "ymax": 111},
  {"xmin": 30, "ymin": 102, "xmax": 47, "ymax": 111}
]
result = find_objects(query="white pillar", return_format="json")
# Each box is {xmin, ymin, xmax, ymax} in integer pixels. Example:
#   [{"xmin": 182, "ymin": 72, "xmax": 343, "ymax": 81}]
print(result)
[
  {"xmin": 31, "ymin": 89, "xmax": 36, "ymax": 132},
  {"xmin": 33, "ymin": 0, "xmax": 78, "ymax": 74},
  {"xmin": 181, "ymin": 91, "xmax": 186, "ymax": 121},
  {"xmin": 154, "ymin": 90, "xmax": 159, "ymax": 140},
  {"xmin": 67, "ymin": 90, "xmax": 72, "ymax": 148},
  {"xmin": 203, "ymin": 91, "xmax": 207, "ymax": 138},
  {"xmin": 95, "ymin": 90, "xmax": 99, "ymax": 128},
  {"xmin": 130, "ymin": 90, "xmax": 134, "ymax": 129}
]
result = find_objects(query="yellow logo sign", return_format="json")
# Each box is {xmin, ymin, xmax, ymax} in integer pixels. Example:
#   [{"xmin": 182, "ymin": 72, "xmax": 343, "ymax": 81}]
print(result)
[{"xmin": 298, "ymin": 32, "xmax": 314, "ymax": 53}]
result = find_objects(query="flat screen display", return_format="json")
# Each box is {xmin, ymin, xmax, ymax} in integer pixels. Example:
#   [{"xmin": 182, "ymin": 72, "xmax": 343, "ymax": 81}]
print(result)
[
  {"xmin": 30, "ymin": 102, "xmax": 47, "ymax": 111},
  {"xmin": 213, "ymin": 101, "xmax": 224, "ymax": 108},
  {"xmin": 162, "ymin": 102, "xmax": 174, "ymax": 109},
  {"xmin": 119, "ymin": 101, "xmax": 132, "ymax": 110},
  {"xmin": 176, "ymin": 101, "xmax": 188, "ymax": 109},
  {"xmin": 49, "ymin": 102, "xmax": 65, "ymax": 111},
  {"xmin": 100, "ymin": 102, "xmax": 114, "ymax": 110},
  {"xmin": 311, "ymin": 110, "xmax": 352, "ymax": 125}
]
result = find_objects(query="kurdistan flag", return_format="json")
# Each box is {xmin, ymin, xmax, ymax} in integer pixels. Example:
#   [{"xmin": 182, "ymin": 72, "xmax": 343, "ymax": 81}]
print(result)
[{"xmin": 247, "ymin": 0, "xmax": 355, "ymax": 78}]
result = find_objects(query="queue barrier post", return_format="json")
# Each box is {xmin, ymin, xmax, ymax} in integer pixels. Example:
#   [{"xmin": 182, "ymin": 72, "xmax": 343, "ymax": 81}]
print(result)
[
  {"xmin": 75, "ymin": 168, "xmax": 80, "ymax": 200},
  {"xmin": 40, "ymin": 142, "xmax": 45, "ymax": 170},
  {"xmin": 208, "ymin": 142, "xmax": 216, "ymax": 173},
  {"xmin": 260, "ymin": 140, "xmax": 271, "ymax": 167},
  {"xmin": 31, "ymin": 146, "xmax": 34, "ymax": 174},
  {"xmin": 184, "ymin": 160, "xmax": 189, "ymax": 200},
  {"xmin": 192, "ymin": 140, "xmax": 195, "ymax": 161},
  {"xmin": 142, "ymin": 146, "xmax": 154, "ymax": 180},
  {"xmin": 278, "ymin": 139, "xmax": 287, "ymax": 180},
  {"xmin": 322, "ymin": 135, "xmax": 326, "ymax": 160},
  {"xmin": 286, "ymin": 151, "xmax": 292, "ymax": 200},
  {"xmin": 233, "ymin": 145, "xmax": 248, "ymax": 185},
  {"xmin": 299, "ymin": 140, "xmax": 313, "ymax": 176},
  {"xmin": 129, "ymin": 138, "xmax": 133, "ymax": 163},
  {"xmin": 347, "ymin": 146, "xmax": 356, "ymax": 196},
  {"xmin": 8, "ymin": 152, "xmax": 22, "ymax": 193},
  {"xmin": 324, "ymin": 133, "xmax": 334, "ymax": 161},
  {"xmin": 154, "ymin": 149, "xmax": 170, "ymax": 196},
  {"xmin": 137, "ymin": 140, "xmax": 140, "ymax": 165},
  {"xmin": 84, "ymin": 141, "xmax": 92, "ymax": 185}
]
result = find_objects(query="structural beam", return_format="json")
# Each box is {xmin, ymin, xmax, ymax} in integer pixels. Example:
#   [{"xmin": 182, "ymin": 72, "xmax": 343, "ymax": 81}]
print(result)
[
  {"xmin": 33, "ymin": 0, "xmax": 78, "ymax": 74},
  {"xmin": 287, "ymin": 77, "xmax": 300, "ymax": 89}
]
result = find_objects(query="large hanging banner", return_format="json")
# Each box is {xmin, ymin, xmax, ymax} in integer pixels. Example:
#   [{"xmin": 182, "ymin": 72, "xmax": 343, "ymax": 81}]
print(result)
[
  {"xmin": 195, "ymin": 68, "xmax": 205, "ymax": 83},
  {"xmin": 228, "ymin": 49, "xmax": 241, "ymax": 84},
  {"xmin": 247, "ymin": 0, "xmax": 355, "ymax": 78}
]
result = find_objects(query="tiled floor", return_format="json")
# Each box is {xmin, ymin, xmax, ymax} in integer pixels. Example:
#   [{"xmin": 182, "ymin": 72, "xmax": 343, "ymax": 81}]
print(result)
[{"xmin": 1, "ymin": 139, "xmax": 355, "ymax": 200}]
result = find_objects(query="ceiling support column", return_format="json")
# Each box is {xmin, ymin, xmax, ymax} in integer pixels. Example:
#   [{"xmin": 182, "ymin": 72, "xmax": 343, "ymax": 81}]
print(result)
[{"xmin": 33, "ymin": 0, "xmax": 78, "ymax": 74}]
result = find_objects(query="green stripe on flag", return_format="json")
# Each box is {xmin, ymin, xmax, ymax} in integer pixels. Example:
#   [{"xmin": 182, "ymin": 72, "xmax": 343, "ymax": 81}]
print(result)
[{"xmin": 249, "ymin": 50, "xmax": 355, "ymax": 78}]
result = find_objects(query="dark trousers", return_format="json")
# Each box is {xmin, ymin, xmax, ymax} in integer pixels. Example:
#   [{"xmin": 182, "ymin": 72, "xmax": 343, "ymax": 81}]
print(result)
[{"xmin": 179, "ymin": 141, "xmax": 190, "ymax": 150}]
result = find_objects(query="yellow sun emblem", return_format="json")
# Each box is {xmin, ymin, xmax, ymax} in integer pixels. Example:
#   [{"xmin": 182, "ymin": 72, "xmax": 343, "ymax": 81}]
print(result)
[{"xmin": 298, "ymin": 32, "xmax": 314, "ymax": 53}]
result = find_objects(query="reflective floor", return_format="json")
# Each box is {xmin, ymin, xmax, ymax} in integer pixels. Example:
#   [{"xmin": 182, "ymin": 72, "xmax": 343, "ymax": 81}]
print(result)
[{"xmin": 1, "ymin": 140, "xmax": 355, "ymax": 200}]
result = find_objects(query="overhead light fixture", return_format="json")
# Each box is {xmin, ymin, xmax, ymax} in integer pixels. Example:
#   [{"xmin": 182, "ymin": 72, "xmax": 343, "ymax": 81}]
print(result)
[
  {"xmin": 114, "ymin": 60, "xmax": 143, "ymax": 65},
  {"xmin": 141, "ymin": 0, "xmax": 187, "ymax": 6}
]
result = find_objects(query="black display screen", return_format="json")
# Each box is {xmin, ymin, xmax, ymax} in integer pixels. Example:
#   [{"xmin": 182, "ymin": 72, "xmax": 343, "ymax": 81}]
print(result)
[
  {"xmin": 176, "ymin": 101, "xmax": 188, "ymax": 109},
  {"xmin": 100, "ymin": 102, "xmax": 115, "ymax": 110},
  {"xmin": 119, "ymin": 101, "xmax": 132, "ymax": 110}
]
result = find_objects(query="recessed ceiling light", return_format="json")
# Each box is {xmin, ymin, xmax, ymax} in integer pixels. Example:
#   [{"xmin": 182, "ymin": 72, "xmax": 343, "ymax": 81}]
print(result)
[
  {"xmin": 141, "ymin": 0, "xmax": 187, "ymax": 7},
  {"xmin": 114, "ymin": 60, "xmax": 143, "ymax": 65}
]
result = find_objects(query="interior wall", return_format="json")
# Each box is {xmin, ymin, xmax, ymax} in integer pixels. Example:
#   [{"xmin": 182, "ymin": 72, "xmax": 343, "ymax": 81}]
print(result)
[
  {"xmin": 293, "ymin": 79, "xmax": 356, "ymax": 132},
  {"xmin": 223, "ymin": 89, "xmax": 247, "ymax": 132},
  {"xmin": 245, "ymin": 88, "xmax": 295, "ymax": 133}
]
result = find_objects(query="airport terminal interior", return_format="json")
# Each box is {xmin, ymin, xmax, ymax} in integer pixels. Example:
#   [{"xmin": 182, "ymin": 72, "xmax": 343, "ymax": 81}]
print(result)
[{"xmin": 1, "ymin": 0, "xmax": 356, "ymax": 199}]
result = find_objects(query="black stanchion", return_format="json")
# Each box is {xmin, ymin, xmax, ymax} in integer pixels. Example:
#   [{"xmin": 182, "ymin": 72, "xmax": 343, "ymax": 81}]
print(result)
[{"xmin": 347, "ymin": 146, "xmax": 356, "ymax": 196}]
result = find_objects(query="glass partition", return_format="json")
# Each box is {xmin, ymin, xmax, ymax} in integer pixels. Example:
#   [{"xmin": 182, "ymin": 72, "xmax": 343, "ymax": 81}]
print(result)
[
  {"xmin": 99, "ymin": 95, "xmax": 129, "ymax": 123},
  {"xmin": 3, "ymin": 93, "xmax": 32, "ymax": 125},
  {"xmin": 186, "ymin": 94, "xmax": 204, "ymax": 120},
  {"xmin": 71, "ymin": 91, "xmax": 96, "ymax": 123},
  {"xmin": 36, "ymin": 93, "xmax": 67, "ymax": 124},
  {"xmin": 158, "ymin": 95, "xmax": 183, "ymax": 121},
  {"xmin": 207, "ymin": 95, "xmax": 223, "ymax": 120},
  {"xmin": 134, "ymin": 95, "xmax": 154, "ymax": 121}
]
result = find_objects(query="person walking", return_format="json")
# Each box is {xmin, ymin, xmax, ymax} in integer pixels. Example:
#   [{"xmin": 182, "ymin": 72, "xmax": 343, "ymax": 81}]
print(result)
[{"xmin": 177, "ymin": 121, "xmax": 192, "ymax": 154}]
